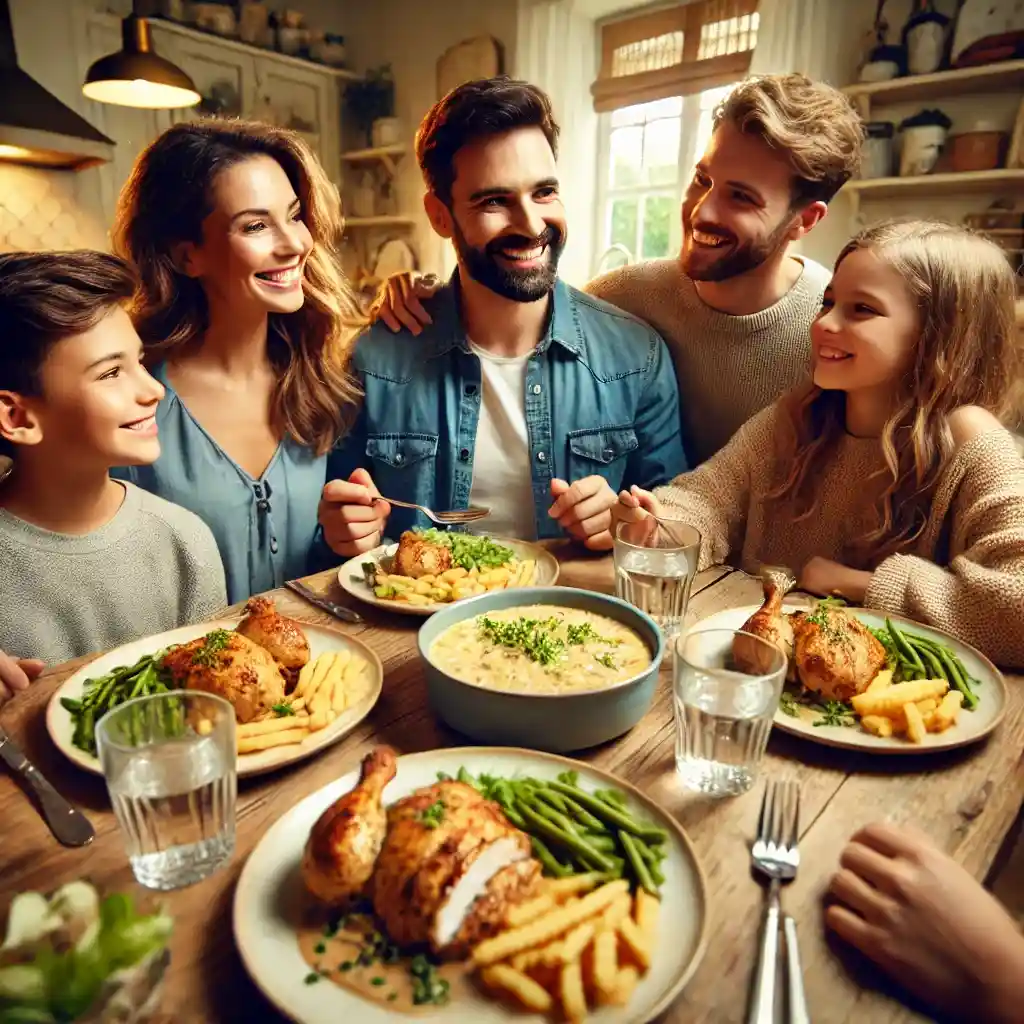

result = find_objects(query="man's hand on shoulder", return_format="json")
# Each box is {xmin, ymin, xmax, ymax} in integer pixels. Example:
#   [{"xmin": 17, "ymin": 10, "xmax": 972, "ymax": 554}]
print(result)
[
  {"xmin": 368, "ymin": 272, "xmax": 440, "ymax": 336},
  {"xmin": 548, "ymin": 476, "xmax": 617, "ymax": 550}
]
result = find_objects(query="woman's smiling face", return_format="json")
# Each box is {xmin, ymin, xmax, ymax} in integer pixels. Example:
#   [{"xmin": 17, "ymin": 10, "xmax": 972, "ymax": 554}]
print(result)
[
  {"xmin": 180, "ymin": 154, "xmax": 313, "ymax": 315},
  {"xmin": 811, "ymin": 247, "xmax": 921, "ymax": 394}
]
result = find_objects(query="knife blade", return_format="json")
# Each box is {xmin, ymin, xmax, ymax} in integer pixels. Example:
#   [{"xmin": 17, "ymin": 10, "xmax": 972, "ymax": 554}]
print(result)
[
  {"xmin": 0, "ymin": 727, "xmax": 95, "ymax": 847},
  {"xmin": 285, "ymin": 579, "xmax": 364, "ymax": 625}
]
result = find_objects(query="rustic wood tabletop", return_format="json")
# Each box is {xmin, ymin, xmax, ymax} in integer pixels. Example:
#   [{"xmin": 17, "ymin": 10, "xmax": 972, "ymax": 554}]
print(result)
[{"xmin": 1, "ymin": 545, "xmax": 1020, "ymax": 1023}]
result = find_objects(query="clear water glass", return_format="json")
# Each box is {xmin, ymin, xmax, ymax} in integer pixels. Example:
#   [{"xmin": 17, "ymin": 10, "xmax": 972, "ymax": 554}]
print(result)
[
  {"xmin": 96, "ymin": 691, "xmax": 237, "ymax": 891},
  {"xmin": 673, "ymin": 629, "xmax": 787, "ymax": 797},
  {"xmin": 614, "ymin": 516, "xmax": 701, "ymax": 639}
]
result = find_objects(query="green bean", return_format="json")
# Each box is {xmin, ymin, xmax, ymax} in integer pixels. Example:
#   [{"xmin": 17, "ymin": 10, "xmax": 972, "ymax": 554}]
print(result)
[
  {"xmin": 619, "ymin": 830, "xmax": 658, "ymax": 895},
  {"xmin": 886, "ymin": 620, "xmax": 924, "ymax": 676},
  {"xmin": 936, "ymin": 647, "xmax": 979, "ymax": 711},
  {"xmin": 584, "ymin": 833, "xmax": 617, "ymax": 854},
  {"xmin": 630, "ymin": 836, "xmax": 666, "ymax": 884},
  {"xmin": 547, "ymin": 781, "xmax": 667, "ymax": 842},
  {"xmin": 551, "ymin": 793, "xmax": 605, "ymax": 832},
  {"xmin": 594, "ymin": 788, "xmax": 628, "ymax": 807},
  {"xmin": 530, "ymin": 836, "xmax": 571, "ymax": 878},
  {"xmin": 516, "ymin": 803, "xmax": 615, "ymax": 873},
  {"xmin": 523, "ymin": 796, "xmax": 582, "ymax": 836},
  {"xmin": 915, "ymin": 643, "xmax": 945, "ymax": 682}
]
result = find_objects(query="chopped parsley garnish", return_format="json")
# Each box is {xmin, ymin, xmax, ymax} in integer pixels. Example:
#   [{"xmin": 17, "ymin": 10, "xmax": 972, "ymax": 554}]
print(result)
[
  {"xmin": 594, "ymin": 653, "xmax": 617, "ymax": 669},
  {"xmin": 778, "ymin": 691, "xmax": 800, "ymax": 718},
  {"xmin": 567, "ymin": 622, "xmax": 599, "ymax": 645},
  {"xmin": 191, "ymin": 628, "xmax": 232, "ymax": 666},
  {"xmin": 272, "ymin": 702, "xmax": 296, "ymax": 716},
  {"xmin": 387, "ymin": 992, "xmax": 398, "ymax": 1001},
  {"xmin": 314, "ymin": 941, "xmax": 326, "ymax": 955},
  {"xmin": 410, "ymin": 954, "xmax": 450, "ymax": 1006},
  {"xmin": 813, "ymin": 699, "xmax": 856, "ymax": 728},
  {"xmin": 415, "ymin": 528, "xmax": 514, "ymax": 570},
  {"xmin": 478, "ymin": 615, "xmax": 565, "ymax": 666},
  {"xmin": 304, "ymin": 972, "xmax": 321, "ymax": 985},
  {"xmin": 340, "ymin": 961, "xmax": 353, "ymax": 971},
  {"xmin": 418, "ymin": 799, "xmax": 446, "ymax": 829},
  {"xmin": 371, "ymin": 976, "xmax": 386, "ymax": 986}
]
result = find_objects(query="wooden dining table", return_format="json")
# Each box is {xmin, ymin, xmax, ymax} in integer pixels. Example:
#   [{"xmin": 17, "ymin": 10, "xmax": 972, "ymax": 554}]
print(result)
[{"xmin": 2, "ymin": 544, "xmax": 1022, "ymax": 1024}]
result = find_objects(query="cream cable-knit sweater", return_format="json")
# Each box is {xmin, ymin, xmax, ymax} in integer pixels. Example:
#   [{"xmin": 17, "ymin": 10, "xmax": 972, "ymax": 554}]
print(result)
[
  {"xmin": 653, "ymin": 404, "xmax": 1024, "ymax": 667},
  {"xmin": 587, "ymin": 256, "xmax": 830, "ymax": 464}
]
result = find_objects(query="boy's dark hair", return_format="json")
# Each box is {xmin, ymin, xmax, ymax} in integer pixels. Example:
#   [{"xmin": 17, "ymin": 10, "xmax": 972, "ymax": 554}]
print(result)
[
  {"xmin": 415, "ymin": 76, "xmax": 560, "ymax": 205},
  {"xmin": 0, "ymin": 250, "xmax": 137, "ymax": 396},
  {"xmin": 0, "ymin": 250, "xmax": 136, "ymax": 456}
]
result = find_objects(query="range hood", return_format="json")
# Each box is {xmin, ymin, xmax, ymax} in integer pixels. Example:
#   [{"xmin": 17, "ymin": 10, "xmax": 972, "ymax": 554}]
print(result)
[{"xmin": 0, "ymin": 0, "xmax": 114, "ymax": 170}]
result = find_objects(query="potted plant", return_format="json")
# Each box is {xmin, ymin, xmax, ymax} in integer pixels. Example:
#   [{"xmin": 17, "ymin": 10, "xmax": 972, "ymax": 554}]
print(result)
[{"xmin": 346, "ymin": 65, "xmax": 396, "ymax": 148}]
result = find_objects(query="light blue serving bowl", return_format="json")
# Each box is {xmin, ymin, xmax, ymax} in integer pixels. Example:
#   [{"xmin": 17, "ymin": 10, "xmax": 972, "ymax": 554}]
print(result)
[{"xmin": 417, "ymin": 586, "xmax": 664, "ymax": 753}]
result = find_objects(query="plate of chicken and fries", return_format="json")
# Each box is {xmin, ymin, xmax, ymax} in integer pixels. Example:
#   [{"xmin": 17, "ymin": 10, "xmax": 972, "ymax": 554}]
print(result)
[
  {"xmin": 338, "ymin": 528, "xmax": 560, "ymax": 616},
  {"xmin": 233, "ymin": 746, "xmax": 708, "ymax": 1024},
  {"xmin": 700, "ymin": 574, "xmax": 1006, "ymax": 753},
  {"xmin": 46, "ymin": 596, "xmax": 383, "ymax": 778}
]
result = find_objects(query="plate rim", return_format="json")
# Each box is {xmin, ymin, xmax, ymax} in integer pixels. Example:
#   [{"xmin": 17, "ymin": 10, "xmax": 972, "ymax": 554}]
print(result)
[
  {"xmin": 695, "ymin": 603, "xmax": 1007, "ymax": 754},
  {"xmin": 232, "ymin": 745, "xmax": 710, "ymax": 1024},
  {"xmin": 45, "ymin": 618, "xmax": 384, "ymax": 778},
  {"xmin": 336, "ymin": 536, "xmax": 562, "ymax": 617}
]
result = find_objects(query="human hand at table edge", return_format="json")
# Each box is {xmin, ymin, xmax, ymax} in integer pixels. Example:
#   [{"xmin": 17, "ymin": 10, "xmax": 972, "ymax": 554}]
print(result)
[
  {"xmin": 318, "ymin": 468, "xmax": 391, "ymax": 556},
  {"xmin": 826, "ymin": 821, "xmax": 1024, "ymax": 1024},
  {"xmin": 608, "ymin": 485, "xmax": 664, "ymax": 546},
  {"xmin": 548, "ymin": 476, "xmax": 617, "ymax": 550},
  {"xmin": 369, "ymin": 271, "xmax": 439, "ymax": 335},
  {"xmin": 799, "ymin": 556, "xmax": 871, "ymax": 604},
  {"xmin": 0, "ymin": 650, "xmax": 45, "ymax": 703}
]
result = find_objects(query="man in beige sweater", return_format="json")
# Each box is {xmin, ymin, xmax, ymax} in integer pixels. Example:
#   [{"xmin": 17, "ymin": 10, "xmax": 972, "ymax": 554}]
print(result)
[{"xmin": 371, "ymin": 74, "xmax": 864, "ymax": 465}]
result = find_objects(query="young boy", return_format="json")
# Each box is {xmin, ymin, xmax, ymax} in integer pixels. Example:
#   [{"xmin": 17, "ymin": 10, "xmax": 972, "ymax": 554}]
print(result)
[{"xmin": 0, "ymin": 250, "xmax": 227, "ymax": 668}]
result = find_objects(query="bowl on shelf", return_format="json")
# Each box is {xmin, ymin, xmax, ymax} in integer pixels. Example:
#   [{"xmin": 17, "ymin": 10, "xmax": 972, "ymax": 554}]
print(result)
[{"xmin": 417, "ymin": 586, "xmax": 665, "ymax": 753}]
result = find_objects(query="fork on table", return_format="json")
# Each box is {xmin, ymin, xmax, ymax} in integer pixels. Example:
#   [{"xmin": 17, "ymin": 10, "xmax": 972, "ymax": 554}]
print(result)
[
  {"xmin": 747, "ymin": 779, "xmax": 811, "ymax": 1024},
  {"xmin": 375, "ymin": 496, "xmax": 490, "ymax": 527}
]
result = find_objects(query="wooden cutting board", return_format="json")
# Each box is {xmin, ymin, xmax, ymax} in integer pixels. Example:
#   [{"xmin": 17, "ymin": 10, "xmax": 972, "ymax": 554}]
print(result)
[{"xmin": 436, "ymin": 35, "xmax": 504, "ymax": 99}]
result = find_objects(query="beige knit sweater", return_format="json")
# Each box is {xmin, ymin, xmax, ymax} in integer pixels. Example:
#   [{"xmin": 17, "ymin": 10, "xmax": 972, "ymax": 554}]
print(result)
[
  {"xmin": 653, "ymin": 404, "xmax": 1024, "ymax": 667},
  {"xmin": 586, "ymin": 256, "xmax": 830, "ymax": 464}
]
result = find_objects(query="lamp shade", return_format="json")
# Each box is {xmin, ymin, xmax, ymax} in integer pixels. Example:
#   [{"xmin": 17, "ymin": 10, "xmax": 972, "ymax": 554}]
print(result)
[{"xmin": 83, "ymin": 13, "xmax": 200, "ymax": 110}]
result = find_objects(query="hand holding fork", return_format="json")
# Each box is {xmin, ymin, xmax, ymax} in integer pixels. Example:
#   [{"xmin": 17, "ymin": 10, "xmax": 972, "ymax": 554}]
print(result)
[{"xmin": 747, "ymin": 779, "xmax": 810, "ymax": 1024}]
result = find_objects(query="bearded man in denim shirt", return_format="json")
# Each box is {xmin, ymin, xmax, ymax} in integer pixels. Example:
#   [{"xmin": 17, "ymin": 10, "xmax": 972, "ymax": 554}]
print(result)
[{"xmin": 318, "ymin": 77, "xmax": 685, "ymax": 557}]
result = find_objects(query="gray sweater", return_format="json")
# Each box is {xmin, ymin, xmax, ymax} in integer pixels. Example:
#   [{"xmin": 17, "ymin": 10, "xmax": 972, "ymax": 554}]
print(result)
[
  {"xmin": 0, "ymin": 482, "xmax": 227, "ymax": 664},
  {"xmin": 586, "ymin": 256, "xmax": 831, "ymax": 464}
]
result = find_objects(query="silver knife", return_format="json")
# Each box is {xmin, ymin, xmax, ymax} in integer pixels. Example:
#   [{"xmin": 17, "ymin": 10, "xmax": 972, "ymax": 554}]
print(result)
[
  {"xmin": 285, "ymin": 579, "xmax": 364, "ymax": 625},
  {"xmin": 0, "ymin": 726, "xmax": 95, "ymax": 847}
]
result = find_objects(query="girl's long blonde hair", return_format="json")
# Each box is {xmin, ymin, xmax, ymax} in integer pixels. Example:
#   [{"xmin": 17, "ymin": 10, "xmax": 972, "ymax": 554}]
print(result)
[
  {"xmin": 770, "ymin": 219, "xmax": 1021, "ymax": 562},
  {"xmin": 112, "ymin": 118, "xmax": 364, "ymax": 455}
]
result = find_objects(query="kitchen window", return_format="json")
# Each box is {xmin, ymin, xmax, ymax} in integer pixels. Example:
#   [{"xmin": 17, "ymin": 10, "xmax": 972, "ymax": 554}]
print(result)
[{"xmin": 593, "ymin": 83, "xmax": 735, "ymax": 275}]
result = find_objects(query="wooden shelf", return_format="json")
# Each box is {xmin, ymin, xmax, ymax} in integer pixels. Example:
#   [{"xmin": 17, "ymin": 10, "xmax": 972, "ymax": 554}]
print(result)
[
  {"xmin": 844, "ymin": 168, "xmax": 1024, "ymax": 199},
  {"xmin": 843, "ymin": 60, "xmax": 1024, "ymax": 108},
  {"xmin": 342, "ymin": 144, "xmax": 406, "ymax": 162},
  {"xmin": 345, "ymin": 215, "xmax": 417, "ymax": 228}
]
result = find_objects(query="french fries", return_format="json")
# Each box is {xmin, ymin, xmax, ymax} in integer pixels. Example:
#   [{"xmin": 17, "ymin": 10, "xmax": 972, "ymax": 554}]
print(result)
[
  {"xmin": 236, "ymin": 650, "xmax": 368, "ymax": 754},
  {"xmin": 474, "ymin": 880, "xmax": 660, "ymax": 1021},
  {"xmin": 852, "ymin": 668, "xmax": 963, "ymax": 744}
]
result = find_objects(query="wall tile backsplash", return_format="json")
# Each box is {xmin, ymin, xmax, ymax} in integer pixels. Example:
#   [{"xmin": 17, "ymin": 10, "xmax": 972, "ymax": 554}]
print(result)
[{"xmin": 0, "ymin": 165, "xmax": 107, "ymax": 253}]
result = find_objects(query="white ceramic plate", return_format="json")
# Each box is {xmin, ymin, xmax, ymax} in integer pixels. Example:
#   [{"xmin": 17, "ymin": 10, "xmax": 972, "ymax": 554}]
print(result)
[
  {"xmin": 337, "ymin": 536, "xmax": 561, "ymax": 617},
  {"xmin": 46, "ymin": 618, "xmax": 383, "ymax": 778},
  {"xmin": 695, "ymin": 604, "xmax": 1006, "ymax": 753},
  {"xmin": 233, "ymin": 747, "xmax": 709, "ymax": 1024}
]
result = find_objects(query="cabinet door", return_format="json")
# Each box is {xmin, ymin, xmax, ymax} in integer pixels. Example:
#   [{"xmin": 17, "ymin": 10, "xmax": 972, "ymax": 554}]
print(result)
[
  {"xmin": 251, "ymin": 56, "xmax": 340, "ymax": 186},
  {"xmin": 151, "ymin": 25, "xmax": 255, "ymax": 127}
]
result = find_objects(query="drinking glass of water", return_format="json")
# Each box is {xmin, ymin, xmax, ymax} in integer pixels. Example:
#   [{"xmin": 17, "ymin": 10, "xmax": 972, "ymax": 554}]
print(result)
[
  {"xmin": 97, "ymin": 691, "xmax": 236, "ymax": 891},
  {"xmin": 614, "ymin": 516, "xmax": 701, "ymax": 638},
  {"xmin": 673, "ymin": 629, "xmax": 787, "ymax": 797}
]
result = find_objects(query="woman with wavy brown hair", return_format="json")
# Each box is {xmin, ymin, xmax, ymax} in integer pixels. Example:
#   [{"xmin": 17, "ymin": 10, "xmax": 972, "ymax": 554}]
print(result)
[
  {"xmin": 111, "ymin": 118, "xmax": 363, "ymax": 601},
  {"xmin": 613, "ymin": 219, "xmax": 1024, "ymax": 666}
]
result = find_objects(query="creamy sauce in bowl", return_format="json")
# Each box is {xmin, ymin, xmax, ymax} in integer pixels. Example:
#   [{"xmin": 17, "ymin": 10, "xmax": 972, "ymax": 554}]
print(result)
[{"xmin": 428, "ymin": 604, "xmax": 652, "ymax": 694}]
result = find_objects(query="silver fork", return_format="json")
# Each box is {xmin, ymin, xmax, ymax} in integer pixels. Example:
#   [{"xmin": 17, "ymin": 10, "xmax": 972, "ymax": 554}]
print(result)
[
  {"xmin": 374, "ymin": 496, "xmax": 490, "ymax": 526},
  {"xmin": 747, "ymin": 780, "xmax": 809, "ymax": 1024}
]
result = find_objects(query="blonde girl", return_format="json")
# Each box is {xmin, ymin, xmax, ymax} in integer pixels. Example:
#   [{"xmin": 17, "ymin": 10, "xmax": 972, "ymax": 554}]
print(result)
[
  {"xmin": 111, "ymin": 119, "xmax": 363, "ymax": 602},
  {"xmin": 616, "ymin": 219, "xmax": 1024, "ymax": 665}
]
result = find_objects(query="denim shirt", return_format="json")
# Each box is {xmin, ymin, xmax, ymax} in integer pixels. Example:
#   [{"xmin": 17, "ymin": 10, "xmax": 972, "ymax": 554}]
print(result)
[
  {"xmin": 113, "ymin": 362, "xmax": 328, "ymax": 603},
  {"xmin": 327, "ymin": 275, "xmax": 687, "ymax": 539}
]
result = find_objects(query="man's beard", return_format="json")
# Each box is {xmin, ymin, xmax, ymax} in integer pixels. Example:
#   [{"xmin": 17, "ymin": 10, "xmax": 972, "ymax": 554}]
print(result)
[
  {"xmin": 681, "ymin": 212, "xmax": 794, "ymax": 282},
  {"xmin": 452, "ymin": 220, "xmax": 563, "ymax": 302}
]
